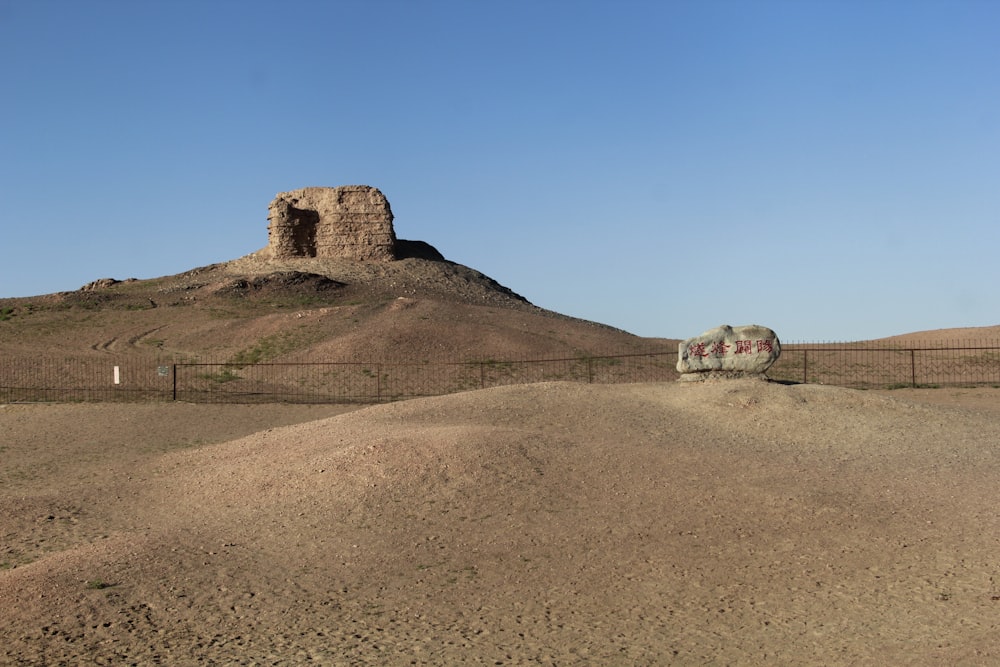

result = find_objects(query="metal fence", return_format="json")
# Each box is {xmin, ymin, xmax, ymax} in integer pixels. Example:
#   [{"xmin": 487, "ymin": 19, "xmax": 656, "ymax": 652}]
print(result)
[
  {"xmin": 0, "ymin": 351, "xmax": 680, "ymax": 403},
  {"xmin": 2, "ymin": 341, "xmax": 998, "ymax": 403},
  {"xmin": 769, "ymin": 341, "xmax": 1000, "ymax": 389}
]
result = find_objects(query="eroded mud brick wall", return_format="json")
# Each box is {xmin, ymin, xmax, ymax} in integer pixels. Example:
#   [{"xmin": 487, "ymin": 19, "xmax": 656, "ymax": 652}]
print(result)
[{"xmin": 267, "ymin": 185, "xmax": 397, "ymax": 261}]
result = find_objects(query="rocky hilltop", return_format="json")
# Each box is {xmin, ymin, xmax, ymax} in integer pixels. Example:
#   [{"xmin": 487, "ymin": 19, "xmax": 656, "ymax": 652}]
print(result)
[
  {"xmin": 238, "ymin": 185, "xmax": 526, "ymax": 307},
  {"xmin": 0, "ymin": 186, "xmax": 663, "ymax": 363}
]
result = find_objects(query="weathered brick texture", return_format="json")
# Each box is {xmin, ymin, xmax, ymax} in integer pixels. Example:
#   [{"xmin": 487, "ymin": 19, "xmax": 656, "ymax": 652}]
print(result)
[{"xmin": 267, "ymin": 185, "xmax": 397, "ymax": 261}]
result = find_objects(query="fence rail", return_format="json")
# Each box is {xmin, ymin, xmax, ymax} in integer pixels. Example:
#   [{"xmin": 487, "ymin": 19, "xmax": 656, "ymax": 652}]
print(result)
[
  {"xmin": 2, "ymin": 341, "xmax": 998, "ymax": 403},
  {"xmin": 0, "ymin": 351, "xmax": 679, "ymax": 404},
  {"xmin": 768, "ymin": 341, "xmax": 1000, "ymax": 389},
  {"xmin": 169, "ymin": 353, "xmax": 677, "ymax": 403}
]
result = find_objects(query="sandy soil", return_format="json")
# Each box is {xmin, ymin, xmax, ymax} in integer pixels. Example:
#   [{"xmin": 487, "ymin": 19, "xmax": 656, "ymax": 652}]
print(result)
[{"xmin": 3, "ymin": 381, "xmax": 1000, "ymax": 665}]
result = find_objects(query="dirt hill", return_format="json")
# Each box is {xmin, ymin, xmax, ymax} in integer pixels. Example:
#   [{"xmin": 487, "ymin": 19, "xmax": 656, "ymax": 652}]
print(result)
[
  {"xmin": 0, "ymin": 252, "xmax": 672, "ymax": 364},
  {"xmin": 4, "ymin": 237, "xmax": 1000, "ymax": 664},
  {"xmin": 3, "ymin": 380, "xmax": 1000, "ymax": 664},
  {"xmin": 882, "ymin": 325, "xmax": 1000, "ymax": 343}
]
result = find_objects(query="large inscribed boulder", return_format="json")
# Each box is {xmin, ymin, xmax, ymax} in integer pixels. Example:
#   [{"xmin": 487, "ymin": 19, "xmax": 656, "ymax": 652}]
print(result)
[
  {"xmin": 267, "ymin": 185, "xmax": 397, "ymax": 261},
  {"xmin": 677, "ymin": 324, "xmax": 781, "ymax": 378}
]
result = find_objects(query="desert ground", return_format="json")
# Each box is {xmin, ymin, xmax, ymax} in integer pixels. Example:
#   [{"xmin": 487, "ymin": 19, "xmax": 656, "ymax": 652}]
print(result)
[
  {"xmin": 3, "ymin": 379, "xmax": 1000, "ymax": 665},
  {"xmin": 3, "ymin": 250, "xmax": 999, "ymax": 664}
]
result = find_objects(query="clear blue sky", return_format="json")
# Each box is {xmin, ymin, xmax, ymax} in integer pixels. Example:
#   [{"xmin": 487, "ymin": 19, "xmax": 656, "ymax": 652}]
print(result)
[{"xmin": 2, "ymin": 0, "xmax": 997, "ymax": 341}]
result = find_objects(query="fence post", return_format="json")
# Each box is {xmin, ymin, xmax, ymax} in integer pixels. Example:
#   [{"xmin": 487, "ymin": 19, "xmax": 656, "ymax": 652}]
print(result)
[
  {"xmin": 377, "ymin": 363, "xmax": 382, "ymax": 402},
  {"xmin": 803, "ymin": 349, "xmax": 808, "ymax": 384},
  {"xmin": 172, "ymin": 364, "xmax": 177, "ymax": 401},
  {"xmin": 910, "ymin": 349, "xmax": 916, "ymax": 388},
  {"xmin": 587, "ymin": 357, "xmax": 594, "ymax": 383}
]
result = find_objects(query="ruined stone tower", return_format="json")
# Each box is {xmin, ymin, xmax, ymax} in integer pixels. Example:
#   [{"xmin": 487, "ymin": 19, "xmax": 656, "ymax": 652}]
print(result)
[{"xmin": 267, "ymin": 185, "xmax": 397, "ymax": 261}]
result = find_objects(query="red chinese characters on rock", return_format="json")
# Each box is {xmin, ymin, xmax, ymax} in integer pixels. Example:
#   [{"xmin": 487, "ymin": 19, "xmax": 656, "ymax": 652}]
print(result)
[
  {"xmin": 733, "ymin": 339, "xmax": 775, "ymax": 355},
  {"xmin": 686, "ymin": 339, "xmax": 775, "ymax": 358},
  {"xmin": 687, "ymin": 341, "xmax": 735, "ymax": 358},
  {"xmin": 677, "ymin": 325, "xmax": 780, "ymax": 375},
  {"xmin": 689, "ymin": 342, "xmax": 709, "ymax": 358},
  {"xmin": 710, "ymin": 342, "xmax": 730, "ymax": 356}
]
